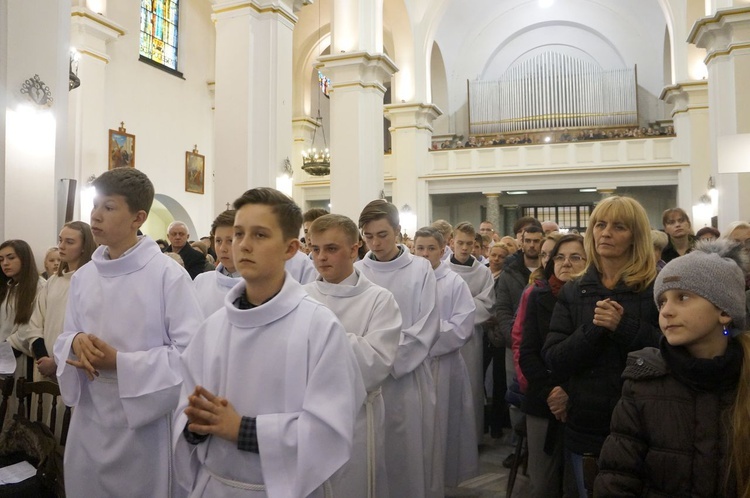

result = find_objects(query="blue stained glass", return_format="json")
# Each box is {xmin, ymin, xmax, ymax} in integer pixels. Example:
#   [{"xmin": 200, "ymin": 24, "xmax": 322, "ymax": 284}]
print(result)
[{"xmin": 140, "ymin": 0, "xmax": 178, "ymax": 70}]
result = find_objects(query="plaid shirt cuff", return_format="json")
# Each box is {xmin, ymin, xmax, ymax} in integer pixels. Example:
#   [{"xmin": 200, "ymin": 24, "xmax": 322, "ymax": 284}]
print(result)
[
  {"xmin": 237, "ymin": 416, "xmax": 259, "ymax": 453},
  {"xmin": 183, "ymin": 423, "xmax": 209, "ymax": 445}
]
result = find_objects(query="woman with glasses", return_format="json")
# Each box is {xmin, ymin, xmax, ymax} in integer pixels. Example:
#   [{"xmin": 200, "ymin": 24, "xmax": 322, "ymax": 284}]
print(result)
[
  {"xmin": 513, "ymin": 234, "xmax": 586, "ymax": 498},
  {"xmin": 542, "ymin": 196, "xmax": 661, "ymax": 498}
]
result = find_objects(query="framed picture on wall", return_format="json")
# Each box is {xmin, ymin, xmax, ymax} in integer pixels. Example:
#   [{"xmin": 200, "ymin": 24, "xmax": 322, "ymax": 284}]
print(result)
[
  {"xmin": 185, "ymin": 146, "xmax": 205, "ymax": 194},
  {"xmin": 108, "ymin": 123, "xmax": 135, "ymax": 170}
]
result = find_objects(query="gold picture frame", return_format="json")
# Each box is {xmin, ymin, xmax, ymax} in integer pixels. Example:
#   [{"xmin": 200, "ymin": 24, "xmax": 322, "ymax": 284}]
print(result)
[
  {"xmin": 108, "ymin": 123, "xmax": 135, "ymax": 170},
  {"xmin": 185, "ymin": 146, "xmax": 205, "ymax": 194}
]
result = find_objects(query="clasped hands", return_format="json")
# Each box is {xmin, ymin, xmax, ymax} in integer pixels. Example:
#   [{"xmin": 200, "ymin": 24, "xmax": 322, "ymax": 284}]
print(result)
[
  {"xmin": 68, "ymin": 333, "xmax": 118, "ymax": 380},
  {"xmin": 184, "ymin": 385, "xmax": 242, "ymax": 443},
  {"xmin": 593, "ymin": 298, "xmax": 624, "ymax": 332}
]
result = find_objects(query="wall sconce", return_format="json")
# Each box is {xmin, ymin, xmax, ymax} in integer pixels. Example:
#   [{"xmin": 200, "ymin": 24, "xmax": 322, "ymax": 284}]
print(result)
[
  {"xmin": 399, "ymin": 204, "xmax": 417, "ymax": 237},
  {"xmin": 69, "ymin": 48, "xmax": 81, "ymax": 91},
  {"xmin": 20, "ymin": 75, "xmax": 54, "ymax": 107},
  {"xmin": 276, "ymin": 157, "xmax": 294, "ymax": 196}
]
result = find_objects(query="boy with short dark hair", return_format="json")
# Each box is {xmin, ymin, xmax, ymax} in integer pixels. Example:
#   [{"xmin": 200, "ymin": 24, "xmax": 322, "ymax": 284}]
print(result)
[
  {"xmin": 174, "ymin": 187, "xmax": 364, "ymax": 497},
  {"xmin": 448, "ymin": 222, "xmax": 495, "ymax": 441},
  {"xmin": 355, "ymin": 199, "xmax": 441, "ymax": 497},
  {"xmin": 54, "ymin": 167, "xmax": 204, "ymax": 497},
  {"xmin": 193, "ymin": 209, "xmax": 239, "ymax": 316}
]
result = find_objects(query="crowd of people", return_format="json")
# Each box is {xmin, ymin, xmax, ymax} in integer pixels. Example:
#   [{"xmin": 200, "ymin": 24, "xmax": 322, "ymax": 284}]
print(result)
[
  {"xmin": 431, "ymin": 125, "xmax": 675, "ymax": 151},
  {"xmin": 1, "ymin": 166, "xmax": 750, "ymax": 497}
]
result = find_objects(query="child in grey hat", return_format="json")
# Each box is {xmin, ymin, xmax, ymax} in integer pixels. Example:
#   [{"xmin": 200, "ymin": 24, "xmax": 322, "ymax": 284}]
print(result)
[{"xmin": 594, "ymin": 240, "xmax": 750, "ymax": 498}]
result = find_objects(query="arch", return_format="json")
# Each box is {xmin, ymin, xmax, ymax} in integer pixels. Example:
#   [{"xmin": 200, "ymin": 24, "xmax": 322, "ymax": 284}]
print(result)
[
  {"xmin": 142, "ymin": 194, "xmax": 198, "ymax": 241},
  {"xmin": 430, "ymin": 41, "xmax": 450, "ymax": 134}
]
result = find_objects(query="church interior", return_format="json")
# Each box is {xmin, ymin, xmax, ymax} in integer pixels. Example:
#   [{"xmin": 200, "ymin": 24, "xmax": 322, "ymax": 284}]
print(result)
[{"xmin": 2, "ymin": 0, "xmax": 750, "ymax": 258}]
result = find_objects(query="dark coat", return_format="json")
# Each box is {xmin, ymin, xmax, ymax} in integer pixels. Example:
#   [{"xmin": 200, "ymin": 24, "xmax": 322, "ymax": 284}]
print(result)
[
  {"xmin": 491, "ymin": 252, "xmax": 531, "ymax": 347},
  {"xmin": 519, "ymin": 280, "xmax": 566, "ymax": 418},
  {"xmin": 168, "ymin": 244, "xmax": 207, "ymax": 280},
  {"xmin": 542, "ymin": 265, "xmax": 660, "ymax": 455},
  {"xmin": 594, "ymin": 341, "xmax": 741, "ymax": 497}
]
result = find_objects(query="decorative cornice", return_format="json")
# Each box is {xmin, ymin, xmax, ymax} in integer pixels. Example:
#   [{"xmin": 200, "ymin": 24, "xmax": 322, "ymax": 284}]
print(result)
[
  {"xmin": 688, "ymin": 7, "xmax": 750, "ymax": 64},
  {"xmin": 316, "ymin": 51, "xmax": 399, "ymax": 92},
  {"xmin": 70, "ymin": 8, "xmax": 125, "ymax": 37},
  {"xmin": 660, "ymin": 80, "xmax": 709, "ymax": 116},
  {"xmin": 212, "ymin": 1, "xmax": 297, "ymax": 27}
]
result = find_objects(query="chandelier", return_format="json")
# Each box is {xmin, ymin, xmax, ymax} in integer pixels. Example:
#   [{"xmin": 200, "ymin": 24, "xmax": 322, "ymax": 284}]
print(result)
[{"xmin": 301, "ymin": 109, "xmax": 330, "ymax": 176}]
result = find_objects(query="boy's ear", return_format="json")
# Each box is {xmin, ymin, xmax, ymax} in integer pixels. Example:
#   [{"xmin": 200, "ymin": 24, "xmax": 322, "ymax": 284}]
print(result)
[
  {"xmin": 283, "ymin": 237, "xmax": 300, "ymax": 261},
  {"xmin": 132, "ymin": 210, "xmax": 148, "ymax": 229}
]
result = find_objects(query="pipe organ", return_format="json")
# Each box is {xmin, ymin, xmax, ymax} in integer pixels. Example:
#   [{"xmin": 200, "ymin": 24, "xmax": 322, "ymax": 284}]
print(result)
[{"xmin": 469, "ymin": 52, "xmax": 638, "ymax": 135}]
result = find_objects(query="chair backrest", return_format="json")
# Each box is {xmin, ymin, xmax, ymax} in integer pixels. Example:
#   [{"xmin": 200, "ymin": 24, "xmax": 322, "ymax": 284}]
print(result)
[
  {"xmin": 0, "ymin": 374, "xmax": 14, "ymax": 432},
  {"xmin": 15, "ymin": 377, "xmax": 72, "ymax": 446}
]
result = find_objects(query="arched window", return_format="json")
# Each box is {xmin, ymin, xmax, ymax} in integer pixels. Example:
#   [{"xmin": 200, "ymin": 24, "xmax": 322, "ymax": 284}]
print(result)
[{"xmin": 139, "ymin": 0, "xmax": 180, "ymax": 74}]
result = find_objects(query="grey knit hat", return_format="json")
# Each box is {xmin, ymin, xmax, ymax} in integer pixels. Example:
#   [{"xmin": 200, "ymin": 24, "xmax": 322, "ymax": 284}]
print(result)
[{"xmin": 654, "ymin": 240, "xmax": 748, "ymax": 330}]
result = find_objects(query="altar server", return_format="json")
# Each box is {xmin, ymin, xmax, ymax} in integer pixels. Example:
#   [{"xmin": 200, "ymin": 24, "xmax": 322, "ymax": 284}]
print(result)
[
  {"xmin": 448, "ymin": 222, "xmax": 495, "ymax": 439},
  {"xmin": 54, "ymin": 168, "xmax": 204, "ymax": 497},
  {"xmin": 193, "ymin": 209, "xmax": 240, "ymax": 316},
  {"xmin": 304, "ymin": 214, "xmax": 401, "ymax": 498},
  {"xmin": 355, "ymin": 200, "xmax": 441, "ymax": 498},
  {"xmin": 174, "ymin": 188, "xmax": 364, "ymax": 498},
  {"xmin": 414, "ymin": 227, "xmax": 479, "ymax": 487}
]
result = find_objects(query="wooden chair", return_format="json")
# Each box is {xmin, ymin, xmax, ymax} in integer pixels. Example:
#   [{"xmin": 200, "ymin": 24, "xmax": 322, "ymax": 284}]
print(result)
[
  {"xmin": 506, "ymin": 418, "xmax": 528, "ymax": 497},
  {"xmin": 0, "ymin": 375, "xmax": 14, "ymax": 432},
  {"xmin": 15, "ymin": 377, "xmax": 71, "ymax": 446},
  {"xmin": 582, "ymin": 454, "xmax": 599, "ymax": 498}
]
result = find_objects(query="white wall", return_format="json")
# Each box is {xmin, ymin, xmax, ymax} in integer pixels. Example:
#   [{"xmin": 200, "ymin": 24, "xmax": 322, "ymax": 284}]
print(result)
[{"xmin": 103, "ymin": 0, "xmax": 216, "ymax": 236}]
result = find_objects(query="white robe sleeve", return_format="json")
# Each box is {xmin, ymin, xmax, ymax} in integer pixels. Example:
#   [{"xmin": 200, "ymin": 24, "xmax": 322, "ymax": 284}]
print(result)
[
  {"xmin": 472, "ymin": 268, "xmax": 495, "ymax": 324},
  {"xmin": 116, "ymin": 267, "xmax": 203, "ymax": 428},
  {"xmin": 431, "ymin": 278, "xmax": 476, "ymax": 357},
  {"xmin": 257, "ymin": 308, "xmax": 364, "ymax": 498},
  {"xmin": 391, "ymin": 269, "xmax": 440, "ymax": 379},
  {"xmin": 349, "ymin": 292, "xmax": 401, "ymax": 392},
  {"xmin": 54, "ymin": 278, "xmax": 88, "ymax": 407}
]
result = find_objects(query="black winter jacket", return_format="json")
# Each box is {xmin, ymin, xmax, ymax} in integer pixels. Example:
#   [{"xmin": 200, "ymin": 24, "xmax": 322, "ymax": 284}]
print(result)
[
  {"xmin": 542, "ymin": 265, "xmax": 660, "ymax": 454},
  {"xmin": 594, "ymin": 339, "xmax": 742, "ymax": 497},
  {"xmin": 519, "ymin": 280, "xmax": 567, "ymax": 418},
  {"xmin": 491, "ymin": 252, "xmax": 531, "ymax": 347}
]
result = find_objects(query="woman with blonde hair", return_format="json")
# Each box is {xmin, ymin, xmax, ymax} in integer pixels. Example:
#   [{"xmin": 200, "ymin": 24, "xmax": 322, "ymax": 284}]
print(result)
[{"xmin": 543, "ymin": 196, "xmax": 661, "ymax": 498}]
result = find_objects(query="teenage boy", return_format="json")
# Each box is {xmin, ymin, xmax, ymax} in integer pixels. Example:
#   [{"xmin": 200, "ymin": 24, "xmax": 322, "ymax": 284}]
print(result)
[
  {"xmin": 448, "ymin": 222, "xmax": 495, "ymax": 441},
  {"xmin": 174, "ymin": 188, "xmax": 364, "ymax": 497},
  {"xmin": 193, "ymin": 209, "xmax": 240, "ymax": 316},
  {"xmin": 414, "ymin": 227, "xmax": 479, "ymax": 487},
  {"xmin": 54, "ymin": 168, "xmax": 204, "ymax": 497},
  {"xmin": 303, "ymin": 214, "xmax": 401, "ymax": 497},
  {"xmin": 431, "ymin": 219, "xmax": 454, "ymax": 261},
  {"xmin": 355, "ymin": 199, "xmax": 441, "ymax": 498}
]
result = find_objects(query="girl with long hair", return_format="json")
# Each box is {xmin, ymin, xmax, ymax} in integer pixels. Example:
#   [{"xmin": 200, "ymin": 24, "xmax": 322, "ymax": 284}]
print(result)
[
  {"xmin": 596, "ymin": 240, "xmax": 750, "ymax": 498},
  {"xmin": 542, "ymin": 196, "xmax": 661, "ymax": 497},
  {"xmin": 1, "ymin": 240, "xmax": 43, "ymax": 347},
  {"xmin": 11, "ymin": 222, "xmax": 96, "ymax": 379}
]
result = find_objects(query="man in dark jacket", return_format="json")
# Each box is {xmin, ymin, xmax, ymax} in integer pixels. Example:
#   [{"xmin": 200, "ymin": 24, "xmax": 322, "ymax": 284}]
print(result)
[
  {"xmin": 166, "ymin": 221, "xmax": 207, "ymax": 280},
  {"xmin": 489, "ymin": 222, "xmax": 543, "ymax": 447}
]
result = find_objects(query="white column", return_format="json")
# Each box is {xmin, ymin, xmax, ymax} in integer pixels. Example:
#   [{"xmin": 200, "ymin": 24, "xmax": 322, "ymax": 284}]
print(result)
[
  {"xmin": 317, "ymin": 52, "xmax": 397, "ymax": 222},
  {"xmin": 689, "ymin": 6, "xmax": 750, "ymax": 229},
  {"xmin": 383, "ymin": 103, "xmax": 441, "ymax": 232},
  {"xmin": 291, "ymin": 116, "xmax": 318, "ymax": 205},
  {"xmin": 1, "ymin": 0, "xmax": 71, "ymax": 261},
  {"xmin": 212, "ymin": 0, "xmax": 295, "ymax": 213},
  {"xmin": 660, "ymin": 81, "xmax": 711, "ymax": 226},
  {"xmin": 69, "ymin": 4, "xmax": 124, "ymax": 220}
]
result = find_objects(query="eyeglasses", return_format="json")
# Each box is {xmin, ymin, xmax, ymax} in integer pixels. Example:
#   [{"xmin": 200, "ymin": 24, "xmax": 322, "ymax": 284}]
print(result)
[{"xmin": 552, "ymin": 254, "xmax": 585, "ymax": 264}]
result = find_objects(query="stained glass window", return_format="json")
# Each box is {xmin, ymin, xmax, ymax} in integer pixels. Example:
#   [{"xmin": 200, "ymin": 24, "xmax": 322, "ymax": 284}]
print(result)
[
  {"xmin": 318, "ymin": 71, "xmax": 331, "ymax": 98},
  {"xmin": 140, "ymin": 0, "xmax": 179, "ymax": 71}
]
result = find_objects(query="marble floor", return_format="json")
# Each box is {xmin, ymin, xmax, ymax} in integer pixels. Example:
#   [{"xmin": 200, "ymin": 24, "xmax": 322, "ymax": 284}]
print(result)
[{"xmin": 445, "ymin": 433, "xmax": 530, "ymax": 498}]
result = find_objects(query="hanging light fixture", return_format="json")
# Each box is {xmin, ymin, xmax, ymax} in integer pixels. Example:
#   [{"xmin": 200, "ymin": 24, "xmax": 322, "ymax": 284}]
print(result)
[{"xmin": 302, "ymin": 0, "xmax": 331, "ymax": 176}]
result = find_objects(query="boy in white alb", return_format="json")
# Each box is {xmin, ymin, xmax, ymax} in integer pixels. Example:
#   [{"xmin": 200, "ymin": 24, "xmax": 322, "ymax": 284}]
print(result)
[
  {"xmin": 54, "ymin": 168, "xmax": 204, "ymax": 497},
  {"xmin": 303, "ymin": 214, "xmax": 401, "ymax": 498},
  {"xmin": 174, "ymin": 188, "xmax": 364, "ymax": 498},
  {"xmin": 448, "ymin": 222, "xmax": 495, "ymax": 440},
  {"xmin": 193, "ymin": 210, "xmax": 240, "ymax": 317},
  {"xmin": 414, "ymin": 227, "xmax": 479, "ymax": 487},
  {"xmin": 354, "ymin": 200, "xmax": 441, "ymax": 498}
]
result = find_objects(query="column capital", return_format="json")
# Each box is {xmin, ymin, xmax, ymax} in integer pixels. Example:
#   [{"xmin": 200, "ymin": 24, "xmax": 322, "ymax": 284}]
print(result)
[
  {"xmin": 70, "ymin": 6, "xmax": 124, "ymax": 64},
  {"xmin": 482, "ymin": 192, "xmax": 501, "ymax": 198},
  {"xmin": 383, "ymin": 103, "xmax": 442, "ymax": 133},
  {"xmin": 660, "ymin": 80, "xmax": 709, "ymax": 117},
  {"xmin": 688, "ymin": 6, "xmax": 750, "ymax": 65},
  {"xmin": 316, "ymin": 51, "xmax": 398, "ymax": 95}
]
